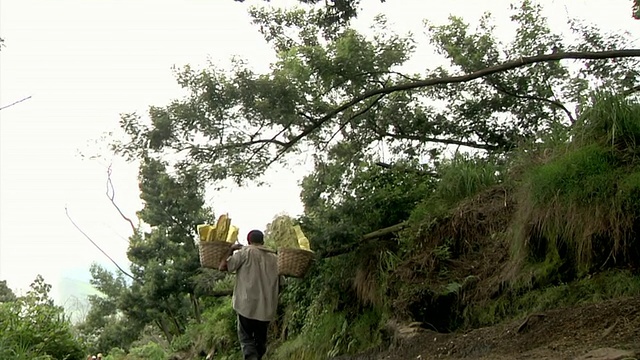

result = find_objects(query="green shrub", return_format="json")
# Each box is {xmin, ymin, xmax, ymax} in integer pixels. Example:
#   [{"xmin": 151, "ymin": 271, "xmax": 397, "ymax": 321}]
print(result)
[
  {"xmin": 127, "ymin": 343, "xmax": 168, "ymax": 360},
  {"xmin": 175, "ymin": 298, "xmax": 240, "ymax": 358},
  {"xmin": 103, "ymin": 348, "xmax": 126, "ymax": 360},
  {"xmin": 272, "ymin": 306, "xmax": 384, "ymax": 360},
  {"xmin": 0, "ymin": 276, "xmax": 85, "ymax": 360},
  {"xmin": 410, "ymin": 152, "xmax": 505, "ymax": 224}
]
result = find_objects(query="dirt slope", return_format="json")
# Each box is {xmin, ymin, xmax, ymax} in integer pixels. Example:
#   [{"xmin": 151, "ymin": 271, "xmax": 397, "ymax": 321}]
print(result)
[{"xmin": 337, "ymin": 295, "xmax": 640, "ymax": 360}]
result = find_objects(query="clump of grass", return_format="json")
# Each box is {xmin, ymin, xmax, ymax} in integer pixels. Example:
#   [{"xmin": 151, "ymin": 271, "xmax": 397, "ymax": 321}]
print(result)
[
  {"xmin": 574, "ymin": 91, "xmax": 640, "ymax": 154},
  {"xmin": 175, "ymin": 299, "xmax": 240, "ymax": 359},
  {"xmin": 508, "ymin": 93, "xmax": 640, "ymax": 279},
  {"xmin": 272, "ymin": 309, "xmax": 384, "ymax": 360},
  {"xmin": 409, "ymin": 152, "xmax": 505, "ymax": 224}
]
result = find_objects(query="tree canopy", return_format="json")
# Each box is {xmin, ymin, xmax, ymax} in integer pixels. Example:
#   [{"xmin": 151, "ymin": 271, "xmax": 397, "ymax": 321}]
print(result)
[{"xmin": 112, "ymin": 0, "xmax": 639, "ymax": 191}]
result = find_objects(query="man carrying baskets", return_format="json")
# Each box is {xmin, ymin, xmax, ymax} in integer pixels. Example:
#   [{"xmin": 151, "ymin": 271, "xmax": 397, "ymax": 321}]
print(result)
[{"xmin": 219, "ymin": 229, "xmax": 279, "ymax": 360}]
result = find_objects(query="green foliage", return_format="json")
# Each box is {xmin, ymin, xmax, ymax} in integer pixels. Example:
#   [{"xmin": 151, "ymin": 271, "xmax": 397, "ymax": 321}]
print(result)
[
  {"xmin": 301, "ymin": 158, "xmax": 434, "ymax": 253},
  {"xmin": 79, "ymin": 156, "xmax": 216, "ymax": 352},
  {"xmin": 112, "ymin": 0, "xmax": 640, "ymax": 188},
  {"xmin": 574, "ymin": 92, "xmax": 640, "ymax": 154},
  {"xmin": 511, "ymin": 93, "xmax": 640, "ymax": 275},
  {"xmin": 273, "ymin": 308, "xmax": 384, "ymax": 360},
  {"xmin": 272, "ymin": 251, "xmax": 390, "ymax": 359},
  {"xmin": 127, "ymin": 343, "xmax": 168, "ymax": 360},
  {"xmin": 238, "ymin": 0, "xmax": 387, "ymax": 28},
  {"xmin": 77, "ymin": 265, "xmax": 144, "ymax": 352},
  {"xmin": 466, "ymin": 270, "xmax": 640, "ymax": 327},
  {"xmin": 0, "ymin": 275, "xmax": 85, "ymax": 360},
  {"xmin": 169, "ymin": 298, "xmax": 240, "ymax": 358},
  {"xmin": 98, "ymin": 1, "xmax": 640, "ymax": 358},
  {"xmin": 0, "ymin": 280, "xmax": 16, "ymax": 303},
  {"xmin": 409, "ymin": 153, "xmax": 505, "ymax": 224},
  {"xmin": 103, "ymin": 348, "xmax": 126, "ymax": 360},
  {"xmin": 526, "ymin": 144, "xmax": 618, "ymax": 205}
]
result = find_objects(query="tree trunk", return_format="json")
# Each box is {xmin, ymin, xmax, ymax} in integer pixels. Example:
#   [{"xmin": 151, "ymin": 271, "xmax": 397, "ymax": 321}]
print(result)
[
  {"xmin": 321, "ymin": 221, "xmax": 408, "ymax": 258},
  {"xmin": 190, "ymin": 292, "xmax": 202, "ymax": 324},
  {"xmin": 156, "ymin": 318, "xmax": 173, "ymax": 343}
]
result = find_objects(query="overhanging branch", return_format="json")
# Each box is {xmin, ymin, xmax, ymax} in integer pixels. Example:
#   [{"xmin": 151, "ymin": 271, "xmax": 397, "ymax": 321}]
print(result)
[
  {"xmin": 269, "ymin": 50, "xmax": 640, "ymax": 163},
  {"xmin": 485, "ymin": 80, "xmax": 576, "ymax": 124}
]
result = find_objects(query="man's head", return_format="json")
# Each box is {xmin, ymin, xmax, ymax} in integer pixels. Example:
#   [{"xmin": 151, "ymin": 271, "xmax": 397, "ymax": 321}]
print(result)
[
  {"xmin": 247, "ymin": 230, "xmax": 264, "ymax": 245},
  {"xmin": 97, "ymin": 354, "xmax": 103, "ymax": 360}
]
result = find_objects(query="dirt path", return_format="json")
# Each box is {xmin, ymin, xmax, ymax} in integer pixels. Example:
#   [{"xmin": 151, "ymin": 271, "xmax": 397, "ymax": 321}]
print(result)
[{"xmin": 336, "ymin": 296, "xmax": 640, "ymax": 360}]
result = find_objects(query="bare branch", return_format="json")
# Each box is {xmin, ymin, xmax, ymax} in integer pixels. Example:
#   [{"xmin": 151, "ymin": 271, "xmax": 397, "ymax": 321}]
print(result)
[
  {"xmin": 354, "ymin": 70, "xmax": 423, "ymax": 82},
  {"xmin": 0, "ymin": 96, "xmax": 32, "ymax": 111},
  {"xmin": 486, "ymin": 79, "xmax": 576, "ymax": 124},
  {"xmin": 375, "ymin": 162, "xmax": 440, "ymax": 178},
  {"xmin": 65, "ymin": 205, "xmax": 137, "ymax": 282},
  {"xmin": 106, "ymin": 164, "xmax": 137, "ymax": 236},
  {"xmin": 322, "ymin": 94, "xmax": 386, "ymax": 151},
  {"xmin": 217, "ymin": 137, "xmax": 289, "ymax": 151}
]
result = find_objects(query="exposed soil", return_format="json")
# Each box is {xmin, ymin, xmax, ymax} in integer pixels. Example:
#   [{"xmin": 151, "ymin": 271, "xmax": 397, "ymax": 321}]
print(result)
[
  {"xmin": 389, "ymin": 185, "xmax": 516, "ymax": 330},
  {"xmin": 336, "ymin": 295, "xmax": 640, "ymax": 360}
]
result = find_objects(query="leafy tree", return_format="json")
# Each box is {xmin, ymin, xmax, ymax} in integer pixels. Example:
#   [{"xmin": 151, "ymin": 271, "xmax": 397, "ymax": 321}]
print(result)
[
  {"xmin": 0, "ymin": 275, "xmax": 85, "ymax": 360},
  {"xmin": 77, "ymin": 264, "xmax": 144, "ymax": 353},
  {"xmin": 79, "ymin": 157, "xmax": 215, "ymax": 352},
  {"xmin": 0, "ymin": 280, "xmax": 16, "ymax": 303},
  {"xmin": 112, "ymin": 1, "xmax": 638, "ymax": 192},
  {"xmin": 234, "ymin": 0, "xmax": 387, "ymax": 26},
  {"xmin": 299, "ymin": 158, "xmax": 434, "ymax": 253}
]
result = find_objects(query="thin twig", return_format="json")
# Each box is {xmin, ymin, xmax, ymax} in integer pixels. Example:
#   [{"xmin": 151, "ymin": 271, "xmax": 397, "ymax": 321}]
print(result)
[
  {"xmin": 321, "ymin": 94, "xmax": 386, "ymax": 151},
  {"xmin": 106, "ymin": 164, "xmax": 137, "ymax": 236},
  {"xmin": 65, "ymin": 205, "xmax": 137, "ymax": 282},
  {"xmin": 485, "ymin": 79, "xmax": 576, "ymax": 124},
  {"xmin": 0, "ymin": 96, "xmax": 32, "ymax": 111}
]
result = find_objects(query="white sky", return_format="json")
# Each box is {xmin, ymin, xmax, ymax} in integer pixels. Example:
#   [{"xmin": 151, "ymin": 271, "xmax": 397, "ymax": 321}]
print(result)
[{"xmin": 0, "ymin": 0, "xmax": 637, "ymax": 305}]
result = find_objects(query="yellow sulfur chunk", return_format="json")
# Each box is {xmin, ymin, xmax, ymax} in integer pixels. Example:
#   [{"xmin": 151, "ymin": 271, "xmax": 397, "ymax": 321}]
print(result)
[
  {"xmin": 197, "ymin": 224, "xmax": 213, "ymax": 242},
  {"xmin": 293, "ymin": 225, "xmax": 312, "ymax": 252},
  {"xmin": 227, "ymin": 225, "xmax": 239, "ymax": 243},
  {"xmin": 206, "ymin": 225, "xmax": 217, "ymax": 242},
  {"xmin": 215, "ymin": 214, "xmax": 230, "ymax": 242}
]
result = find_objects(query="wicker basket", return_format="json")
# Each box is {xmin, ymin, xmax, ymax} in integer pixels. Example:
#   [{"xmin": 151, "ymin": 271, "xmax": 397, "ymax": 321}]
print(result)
[
  {"xmin": 278, "ymin": 248, "xmax": 315, "ymax": 278},
  {"xmin": 199, "ymin": 240, "xmax": 232, "ymax": 269}
]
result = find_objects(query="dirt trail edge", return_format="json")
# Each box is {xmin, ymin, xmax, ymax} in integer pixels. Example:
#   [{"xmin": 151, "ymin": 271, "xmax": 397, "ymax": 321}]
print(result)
[{"xmin": 335, "ymin": 295, "xmax": 640, "ymax": 360}]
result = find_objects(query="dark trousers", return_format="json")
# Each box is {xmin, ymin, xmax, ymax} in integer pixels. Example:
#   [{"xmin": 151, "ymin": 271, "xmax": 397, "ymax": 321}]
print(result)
[{"xmin": 237, "ymin": 313, "xmax": 270, "ymax": 360}]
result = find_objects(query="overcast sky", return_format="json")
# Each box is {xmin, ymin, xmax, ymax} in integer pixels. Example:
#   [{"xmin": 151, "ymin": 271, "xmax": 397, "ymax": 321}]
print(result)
[{"xmin": 0, "ymin": 0, "xmax": 637, "ymax": 305}]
